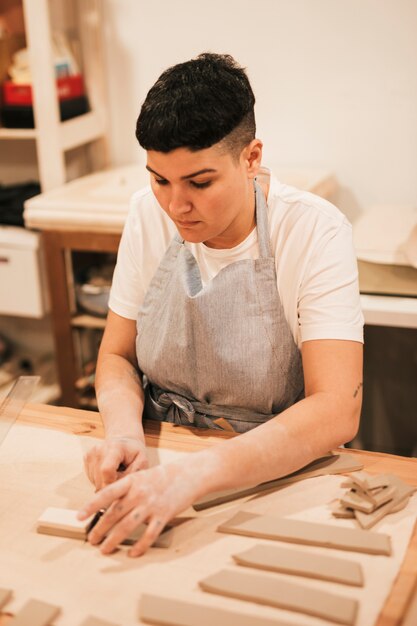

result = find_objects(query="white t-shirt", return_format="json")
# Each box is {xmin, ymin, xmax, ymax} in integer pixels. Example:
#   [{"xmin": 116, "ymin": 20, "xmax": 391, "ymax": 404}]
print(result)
[{"xmin": 109, "ymin": 172, "xmax": 364, "ymax": 348}]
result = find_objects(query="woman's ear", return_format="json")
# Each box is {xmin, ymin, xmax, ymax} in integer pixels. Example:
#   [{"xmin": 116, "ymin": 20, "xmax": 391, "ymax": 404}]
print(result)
[{"xmin": 242, "ymin": 139, "xmax": 263, "ymax": 178}]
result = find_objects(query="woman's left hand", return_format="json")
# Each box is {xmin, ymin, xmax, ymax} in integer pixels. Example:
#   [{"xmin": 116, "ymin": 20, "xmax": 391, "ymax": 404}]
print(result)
[{"xmin": 77, "ymin": 461, "xmax": 199, "ymax": 557}]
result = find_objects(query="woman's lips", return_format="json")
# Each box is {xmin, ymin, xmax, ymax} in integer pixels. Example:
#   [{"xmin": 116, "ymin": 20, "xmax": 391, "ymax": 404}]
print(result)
[{"xmin": 177, "ymin": 220, "xmax": 200, "ymax": 227}]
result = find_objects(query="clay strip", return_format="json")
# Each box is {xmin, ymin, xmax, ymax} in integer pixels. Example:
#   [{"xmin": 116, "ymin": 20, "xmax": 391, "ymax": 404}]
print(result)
[
  {"xmin": 354, "ymin": 479, "xmax": 415, "ymax": 529},
  {"xmin": 218, "ymin": 511, "xmax": 391, "ymax": 555},
  {"xmin": 347, "ymin": 472, "xmax": 392, "ymax": 491},
  {"xmin": 194, "ymin": 453, "xmax": 363, "ymax": 510},
  {"xmin": 8, "ymin": 599, "xmax": 60, "ymax": 626},
  {"xmin": 233, "ymin": 544, "xmax": 364, "ymax": 586},
  {"xmin": 199, "ymin": 569, "xmax": 358, "ymax": 626},
  {"xmin": 341, "ymin": 485, "xmax": 396, "ymax": 513},
  {"xmin": 331, "ymin": 501, "xmax": 355, "ymax": 519},
  {"xmin": 140, "ymin": 593, "xmax": 299, "ymax": 626},
  {"xmin": 0, "ymin": 588, "xmax": 12, "ymax": 610}
]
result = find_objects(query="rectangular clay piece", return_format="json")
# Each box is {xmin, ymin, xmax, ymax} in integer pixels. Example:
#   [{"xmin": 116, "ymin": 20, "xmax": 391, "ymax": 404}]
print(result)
[
  {"xmin": 331, "ymin": 501, "xmax": 355, "ymax": 519},
  {"xmin": 354, "ymin": 479, "xmax": 416, "ymax": 529},
  {"xmin": 366, "ymin": 485, "xmax": 397, "ymax": 507},
  {"xmin": 0, "ymin": 588, "xmax": 12, "ymax": 610},
  {"xmin": 36, "ymin": 507, "xmax": 172, "ymax": 548},
  {"xmin": 218, "ymin": 511, "xmax": 392, "ymax": 555},
  {"xmin": 347, "ymin": 472, "xmax": 391, "ymax": 491},
  {"xmin": 341, "ymin": 490, "xmax": 376, "ymax": 513},
  {"xmin": 194, "ymin": 453, "xmax": 363, "ymax": 510},
  {"xmin": 233, "ymin": 544, "xmax": 364, "ymax": 586},
  {"xmin": 37, "ymin": 507, "xmax": 93, "ymax": 539},
  {"xmin": 79, "ymin": 617, "xmax": 120, "ymax": 626},
  {"xmin": 8, "ymin": 599, "xmax": 60, "ymax": 626},
  {"xmin": 199, "ymin": 569, "xmax": 358, "ymax": 626},
  {"xmin": 140, "ymin": 593, "xmax": 298, "ymax": 626}
]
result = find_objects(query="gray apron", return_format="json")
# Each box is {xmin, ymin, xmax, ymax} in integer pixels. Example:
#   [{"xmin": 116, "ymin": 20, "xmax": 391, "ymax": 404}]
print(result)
[{"xmin": 136, "ymin": 182, "xmax": 304, "ymax": 433}]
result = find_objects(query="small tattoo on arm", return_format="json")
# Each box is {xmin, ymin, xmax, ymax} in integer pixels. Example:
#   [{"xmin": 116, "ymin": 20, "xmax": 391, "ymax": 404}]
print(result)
[{"xmin": 353, "ymin": 382, "xmax": 363, "ymax": 398}]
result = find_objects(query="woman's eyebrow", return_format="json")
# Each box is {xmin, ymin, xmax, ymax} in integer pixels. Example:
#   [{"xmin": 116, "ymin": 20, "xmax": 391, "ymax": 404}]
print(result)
[{"xmin": 146, "ymin": 165, "xmax": 217, "ymax": 180}]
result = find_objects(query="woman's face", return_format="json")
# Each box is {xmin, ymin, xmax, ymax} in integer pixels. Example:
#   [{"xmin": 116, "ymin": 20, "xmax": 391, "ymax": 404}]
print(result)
[{"xmin": 146, "ymin": 140, "xmax": 262, "ymax": 249}]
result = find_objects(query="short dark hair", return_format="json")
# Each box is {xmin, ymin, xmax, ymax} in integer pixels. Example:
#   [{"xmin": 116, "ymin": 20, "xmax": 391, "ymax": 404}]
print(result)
[{"xmin": 136, "ymin": 52, "xmax": 256, "ymax": 157}]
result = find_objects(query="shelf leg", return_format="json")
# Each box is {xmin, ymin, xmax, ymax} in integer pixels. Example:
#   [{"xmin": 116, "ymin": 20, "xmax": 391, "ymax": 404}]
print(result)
[{"xmin": 42, "ymin": 231, "xmax": 78, "ymax": 407}]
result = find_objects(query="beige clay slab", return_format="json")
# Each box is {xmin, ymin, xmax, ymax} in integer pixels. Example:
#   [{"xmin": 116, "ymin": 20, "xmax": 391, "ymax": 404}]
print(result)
[
  {"xmin": 8, "ymin": 599, "xmax": 60, "ymax": 626},
  {"xmin": 354, "ymin": 479, "xmax": 416, "ymax": 530},
  {"xmin": 331, "ymin": 501, "xmax": 355, "ymax": 519},
  {"xmin": 340, "ymin": 490, "xmax": 376, "ymax": 513},
  {"xmin": 36, "ymin": 507, "xmax": 173, "ymax": 548},
  {"xmin": 366, "ymin": 484, "xmax": 398, "ymax": 508},
  {"xmin": 341, "ymin": 481, "xmax": 386, "ymax": 498},
  {"xmin": 0, "ymin": 588, "xmax": 12, "ymax": 610},
  {"xmin": 194, "ymin": 453, "xmax": 363, "ymax": 510},
  {"xmin": 347, "ymin": 472, "xmax": 392, "ymax": 491},
  {"xmin": 341, "ymin": 485, "xmax": 396, "ymax": 514},
  {"xmin": 233, "ymin": 543, "xmax": 364, "ymax": 586},
  {"xmin": 37, "ymin": 507, "xmax": 93, "ymax": 537},
  {"xmin": 79, "ymin": 617, "xmax": 120, "ymax": 626},
  {"xmin": 139, "ymin": 593, "xmax": 299, "ymax": 626},
  {"xmin": 218, "ymin": 511, "xmax": 391, "ymax": 555},
  {"xmin": 199, "ymin": 569, "xmax": 358, "ymax": 626}
]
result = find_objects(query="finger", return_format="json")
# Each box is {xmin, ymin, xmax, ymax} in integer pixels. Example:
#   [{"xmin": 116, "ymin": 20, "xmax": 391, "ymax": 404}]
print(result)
[
  {"xmin": 125, "ymin": 456, "xmax": 148, "ymax": 473},
  {"xmin": 77, "ymin": 476, "xmax": 131, "ymax": 521},
  {"xmin": 128, "ymin": 516, "xmax": 165, "ymax": 558},
  {"xmin": 100, "ymin": 507, "xmax": 148, "ymax": 555},
  {"xmin": 88, "ymin": 494, "xmax": 135, "ymax": 545},
  {"xmin": 100, "ymin": 450, "xmax": 125, "ymax": 486}
]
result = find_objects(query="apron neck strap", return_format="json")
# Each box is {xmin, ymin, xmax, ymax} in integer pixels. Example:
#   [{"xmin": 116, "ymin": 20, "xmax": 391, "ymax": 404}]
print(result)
[{"xmin": 254, "ymin": 180, "xmax": 272, "ymax": 258}]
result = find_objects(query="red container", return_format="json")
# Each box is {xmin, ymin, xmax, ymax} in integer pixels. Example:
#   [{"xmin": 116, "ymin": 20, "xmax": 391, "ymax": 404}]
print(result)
[{"xmin": 2, "ymin": 74, "xmax": 85, "ymax": 106}]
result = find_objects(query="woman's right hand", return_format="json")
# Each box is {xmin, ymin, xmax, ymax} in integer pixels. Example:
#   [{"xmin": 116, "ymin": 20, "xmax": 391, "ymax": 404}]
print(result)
[{"xmin": 84, "ymin": 436, "xmax": 149, "ymax": 490}]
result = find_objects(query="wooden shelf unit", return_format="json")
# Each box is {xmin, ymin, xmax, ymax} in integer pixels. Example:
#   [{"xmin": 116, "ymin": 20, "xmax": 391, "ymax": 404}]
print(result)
[
  {"xmin": 42, "ymin": 229, "xmax": 120, "ymax": 407},
  {"xmin": 0, "ymin": 0, "xmax": 108, "ymax": 190}
]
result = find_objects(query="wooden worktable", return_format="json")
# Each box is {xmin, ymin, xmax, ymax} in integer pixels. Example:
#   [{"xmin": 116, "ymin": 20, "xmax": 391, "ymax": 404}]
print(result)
[{"xmin": 2, "ymin": 402, "xmax": 417, "ymax": 625}]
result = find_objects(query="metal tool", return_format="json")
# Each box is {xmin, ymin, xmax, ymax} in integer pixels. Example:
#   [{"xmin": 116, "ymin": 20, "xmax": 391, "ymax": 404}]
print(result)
[
  {"xmin": 85, "ymin": 508, "xmax": 106, "ymax": 540},
  {"xmin": 0, "ymin": 375, "xmax": 40, "ymax": 448}
]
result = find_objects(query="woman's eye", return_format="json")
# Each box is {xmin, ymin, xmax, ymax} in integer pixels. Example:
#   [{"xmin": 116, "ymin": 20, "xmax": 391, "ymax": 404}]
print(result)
[
  {"xmin": 190, "ymin": 180, "xmax": 211, "ymax": 189},
  {"xmin": 155, "ymin": 178, "xmax": 169, "ymax": 186}
]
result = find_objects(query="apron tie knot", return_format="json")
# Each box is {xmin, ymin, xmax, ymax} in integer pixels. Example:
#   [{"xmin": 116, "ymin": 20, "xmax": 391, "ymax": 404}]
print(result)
[{"xmin": 153, "ymin": 390, "xmax": 196, "ymax": 425}]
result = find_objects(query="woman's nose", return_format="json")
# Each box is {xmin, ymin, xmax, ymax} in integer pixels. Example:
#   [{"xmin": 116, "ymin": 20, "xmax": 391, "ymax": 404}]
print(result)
[{"xmin": 168, "ymin": 189, "xmax": 192, "ymax": 216}]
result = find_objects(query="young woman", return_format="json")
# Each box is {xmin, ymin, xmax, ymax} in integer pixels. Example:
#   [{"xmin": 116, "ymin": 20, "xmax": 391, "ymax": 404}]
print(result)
[{"xmin": 79, "ymin": 53, "xmax": 364, "ymax": 557}]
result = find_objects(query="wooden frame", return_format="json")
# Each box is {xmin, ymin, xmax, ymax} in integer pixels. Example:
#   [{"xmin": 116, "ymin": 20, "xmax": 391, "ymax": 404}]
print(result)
[{"xmin": 42, "ymin": 230, "xmax": 121, "ymax": 407}]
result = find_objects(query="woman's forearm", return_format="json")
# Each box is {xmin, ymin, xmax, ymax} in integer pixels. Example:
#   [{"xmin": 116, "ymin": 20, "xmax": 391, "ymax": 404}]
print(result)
[
  {"xmin": 188, "ymin": 391, "xmax": 360, "ymax": 501},
  {"xmin": 95, "ymin": 353, "xmax": 145, "ymax": 441}
]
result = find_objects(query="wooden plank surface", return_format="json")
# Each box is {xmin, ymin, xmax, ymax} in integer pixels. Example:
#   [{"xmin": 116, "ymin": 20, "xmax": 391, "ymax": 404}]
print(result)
[{"xmin": 0, "ymin": 402, "xmax": 416, "ymax": 626}]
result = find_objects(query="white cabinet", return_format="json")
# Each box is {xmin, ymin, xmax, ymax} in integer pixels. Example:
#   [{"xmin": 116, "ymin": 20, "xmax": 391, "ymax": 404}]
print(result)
[{"xmin": 0, "ymin": 226, "xmax": 48, "ymax": 317}]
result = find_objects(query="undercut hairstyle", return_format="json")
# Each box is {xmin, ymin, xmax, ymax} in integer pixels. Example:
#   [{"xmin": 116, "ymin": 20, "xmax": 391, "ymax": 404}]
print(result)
[{"xmin": 136, "ymin": 52, "xmax": 256, "ymax": 159}]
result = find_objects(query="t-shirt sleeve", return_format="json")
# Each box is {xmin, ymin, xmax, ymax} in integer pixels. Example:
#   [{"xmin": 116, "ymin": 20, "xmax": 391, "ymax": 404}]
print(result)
[
  {"xmin": 108, "ymin": 195, "xmax": 147, "ymax": 320},
  {"xmin": 298, "ymin": 220, "xmax": 364, "ymax": 344}
]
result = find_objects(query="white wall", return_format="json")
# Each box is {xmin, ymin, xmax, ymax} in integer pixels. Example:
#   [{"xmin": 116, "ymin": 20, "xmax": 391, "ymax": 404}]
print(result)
[{"xmin": 101, "ymin": 0, "xmax": 417, "ymax": 219}]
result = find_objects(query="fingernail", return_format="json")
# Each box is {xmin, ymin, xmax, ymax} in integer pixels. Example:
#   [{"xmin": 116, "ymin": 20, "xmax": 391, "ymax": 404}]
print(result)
[{"xmin": 77, "ymin": 510, "xmax": 88, "ymax": 520}]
